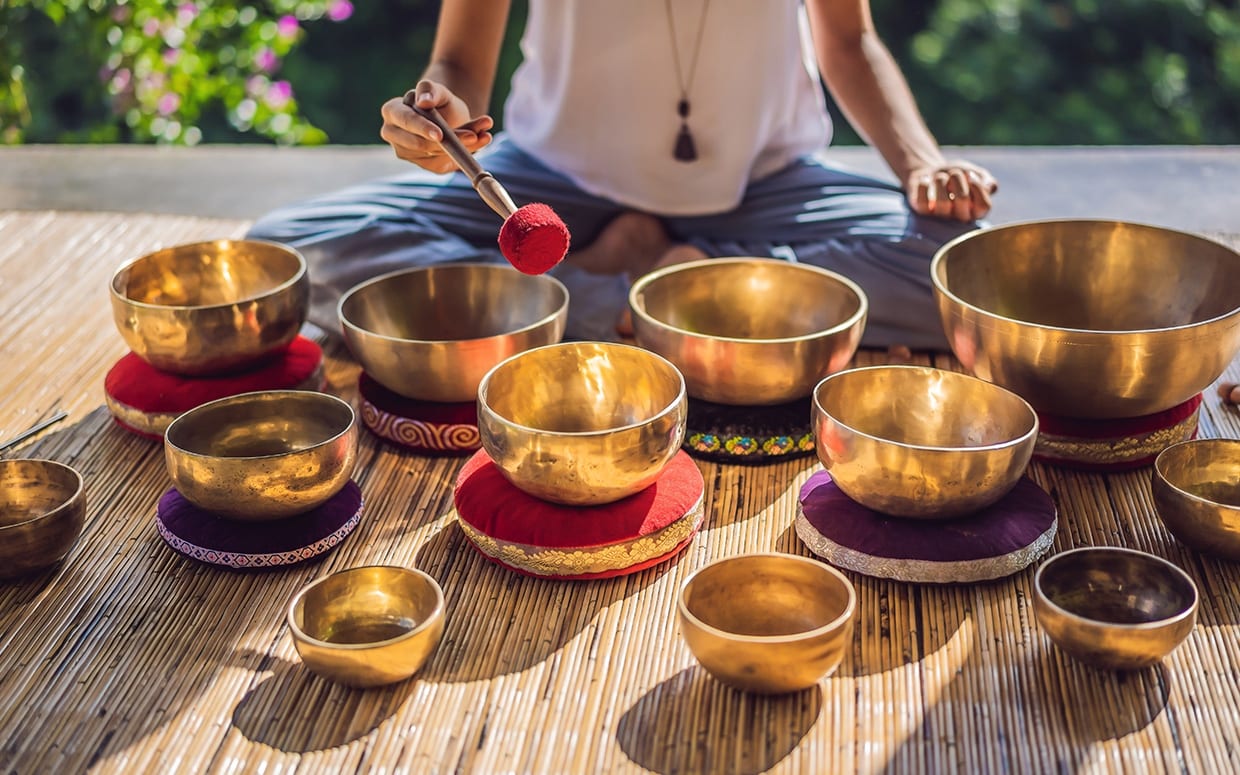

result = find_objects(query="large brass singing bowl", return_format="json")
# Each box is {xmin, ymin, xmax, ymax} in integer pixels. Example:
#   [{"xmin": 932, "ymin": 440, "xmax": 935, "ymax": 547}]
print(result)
[
  {"xmin": 288, "ymin": 565, "xmax": 445, "ymax": 688},
  {"xmin": 813, "ymin": 365, "xmax": 1038, "ymax": 519},
  {"xmin": 629, "ymin": 258, "xmax": 867, "ymax": 405},
  {"xmin": 110, "ymin": 239, "xmax": 309, "ymax": 376},
  {"xmin": 933, "ymin": 220, "xmax": 1240, "ymax": 419},
  {"xmin": 0, "ymin": 459, "xmax": 86, "ymax": 580},
  {"xmin": 1153, "ymin": 439, "xmax": 1240, "ymax": 560},
  {"xmin": 477, "ymin": 342, "xmax": 687, "ymax": 506},
  {"xmin": 1033, "ymin": 547, "xmax": 1198, "ymax": 671},
  {"xmin": 678, "ymin": 553, "xmax": 856, "ymax": 694},
  {"xmin": 164, "ymin": 390, "xmax": 357, "ymax": 521},
  {"xmin": 339, "ymin": 264, "xmax": 568, "ymax": 403}
]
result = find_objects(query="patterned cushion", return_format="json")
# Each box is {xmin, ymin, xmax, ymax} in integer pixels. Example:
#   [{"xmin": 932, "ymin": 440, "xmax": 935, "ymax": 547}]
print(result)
[
  {"xmin": 1034, "ymin": 395, "xmax": 1202, "ymax": 472},
  {"xmin": 358, "ymin": 374, "xmax": 480, "ymax": 456},
  {"xmin": 683, "ymin": 396, "xmax": 815, "ymax": 464}
]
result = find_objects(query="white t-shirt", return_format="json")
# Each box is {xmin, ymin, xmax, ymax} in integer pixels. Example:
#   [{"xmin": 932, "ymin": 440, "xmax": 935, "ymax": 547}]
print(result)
[{"xmin": 503, "ymin": 0, "xmax": 832, "ymax": 215}]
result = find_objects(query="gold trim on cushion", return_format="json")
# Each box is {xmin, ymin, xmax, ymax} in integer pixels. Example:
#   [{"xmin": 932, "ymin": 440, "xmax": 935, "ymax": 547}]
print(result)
[{"xmin": 1034, "ymin": 410, "xmax": 1199, "ymax": 466}]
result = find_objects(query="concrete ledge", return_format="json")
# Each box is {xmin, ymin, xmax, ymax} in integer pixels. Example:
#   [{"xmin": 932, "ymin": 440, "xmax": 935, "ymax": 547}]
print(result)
[{"xmin": 1, "ymin": 144, "xmax": 1237, "ymax": 233}]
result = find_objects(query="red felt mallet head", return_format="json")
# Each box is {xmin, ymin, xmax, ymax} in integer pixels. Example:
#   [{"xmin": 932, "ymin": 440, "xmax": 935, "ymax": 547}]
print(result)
[{"xmin": 498, "ymin": 202, "xmax": 571, "ymax": 275}]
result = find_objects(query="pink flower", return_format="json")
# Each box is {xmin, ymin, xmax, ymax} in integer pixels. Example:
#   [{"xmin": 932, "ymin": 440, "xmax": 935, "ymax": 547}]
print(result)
[
  {"xmin": 277, "ymin": 15, "xmax": 299, "ymax": 39},
  {"xmin": 327, "ymin": 0, "xmax": 353, "ymax": 22},
  {"xmin": 246, "ymin": 75, "xmax": 268, "ymax": 96},
  {"xmin": 177, "ymin": 3, "xmax": 198, "ymax": 25},
  {"xmin": 163, "ymin": 48, "xmax": 180, "ymax": 65},
  {"xmin": 142, "ymin": 18, "xmax": 161, "ymax": 37},
  {"xmin": 157, "ymin": 93, "xmax": 181, "ymax": 116},
  {"xmin": 266, "ymin": 80, "xmax": 293, "ymax": 109},
  {"xmin": 109, "ymin": 69, "xmax": 131, "ymax": 94},
  {"xmin": 254, "ymin": 47, "xmax": 278, "ymax": 73}
]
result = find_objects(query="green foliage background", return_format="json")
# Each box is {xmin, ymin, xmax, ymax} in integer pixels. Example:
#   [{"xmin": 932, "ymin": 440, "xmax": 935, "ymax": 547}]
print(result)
[{"xmin": 3, "ymin": 0, "xmax": 1239, "ymax": 146}]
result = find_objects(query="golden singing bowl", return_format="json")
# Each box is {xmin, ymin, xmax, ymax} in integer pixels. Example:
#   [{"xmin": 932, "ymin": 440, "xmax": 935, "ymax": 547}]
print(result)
[
  {"xmin": 678, "ymin": 553, "xmax": 856, "ymax": 694},
  {"xmin": 110, "ymin": 239, "xmax": 309, "ymax": 376},
  {"xmin": 1033, "ymin": 547, "xmax": 1198, "ymax": 671},
  {"xmin": 1153, "ymin": 439, "xmax": 1240, "ymax": 560},
  {"xmin": 0, "ymin": 459, "xmax": 86, "ymax": 580},
  {"xmin": 164, "ymin": 390, "xmax": 357, "ymax": 521},
  {"xmin": 629, "ymin": 258, "xmax": 867, "ymax": 405},
  {"xmin": 813, "ymin": 365, "xmax": 1038, "ymax": 519},
  {"xmin": 288, "ymin": 565, "xmax": 445, "ymax": 688},
  {"xmin": 933, "ymin": 220, "xmax": 1240, "ymax": 419},
  {"xmin": 339, "ymin": 264, "xmax": 568, "ymax": 403},
  {"xmin": 477, "ymin": 341, "xmax": 687, "ymax": 506}
]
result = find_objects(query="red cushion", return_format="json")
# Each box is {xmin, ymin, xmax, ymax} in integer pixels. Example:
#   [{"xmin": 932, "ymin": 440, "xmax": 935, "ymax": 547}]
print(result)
[
  {"xmin": 155, "ymin": 481, "xmax": 363, "ymax": 571},
  {"xmin": 454, "ymin": 449, "xmax": 704, "ymax": 579},
  {"xmin": 105, "ymin": 336, "xmax": 324, "ymax": 438},
  {"xmin": 796, "ymin": 470, "xmax": 1057, "ymax": 584},
  {"xmin": 358, "ymin": 373, "xmax": 480, "ymax": 455},
  {"xmin": 1034, "ymin": 394, "xmax": 1202, "ymax": 471}
]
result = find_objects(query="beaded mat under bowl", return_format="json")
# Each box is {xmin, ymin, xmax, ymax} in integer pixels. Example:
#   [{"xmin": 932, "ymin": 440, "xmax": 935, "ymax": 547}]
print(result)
[
  {"xmin": 453, "ymin": 450, "xmax": 705, "ymax": 580},
  {"xmin": 1034, "ymin": 394, "xmax": 1202, "ymax": 472},
  {"xmin": 155, "ymin": 481, "xmax": 363, "ymax": 571},
  {"xmin": 358, "ymin": 374, "xmax": 480, "ymax": 456},
  {"xmin": 683, "ymin": 396, "xmax": 815, "ymax": 464},
  {"xmin": 105, "ymin": 336, "xmax": 325, "ymax": 439},
  {"xmin": 795, "ymin": 471, "xmax": 1057, "ymax": 584}
]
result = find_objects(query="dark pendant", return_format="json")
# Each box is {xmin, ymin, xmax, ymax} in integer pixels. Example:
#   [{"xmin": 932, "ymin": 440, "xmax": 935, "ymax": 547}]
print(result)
[{"xmin": 674, "ymin": 123, "xmax": 697, "ymax": 162}]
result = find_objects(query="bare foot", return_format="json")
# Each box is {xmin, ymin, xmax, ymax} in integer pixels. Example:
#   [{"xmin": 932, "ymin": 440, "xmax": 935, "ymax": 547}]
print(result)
[
  {"xmin": 615, "ymin": 243, "xmax": 710, "ymax": 337},
  {"xmin": 564, "ymin": 212, "xmax": 670, "ymax": 276}
]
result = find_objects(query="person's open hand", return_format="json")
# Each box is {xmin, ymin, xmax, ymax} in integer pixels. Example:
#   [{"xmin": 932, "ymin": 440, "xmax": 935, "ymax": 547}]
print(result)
[
  {"xmin": 904, "ymin": 161, "xmax": 998, "ymax": 222},
  {"xmin": 380, "ymin": 80, "xmax": 494, "ymax": 174}
]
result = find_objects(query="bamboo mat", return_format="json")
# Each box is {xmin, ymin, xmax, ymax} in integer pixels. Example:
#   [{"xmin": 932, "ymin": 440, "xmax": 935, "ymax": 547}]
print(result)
[{"xmin": 2, "ymin": 211, "xmax": 1239, "ymax": 774}]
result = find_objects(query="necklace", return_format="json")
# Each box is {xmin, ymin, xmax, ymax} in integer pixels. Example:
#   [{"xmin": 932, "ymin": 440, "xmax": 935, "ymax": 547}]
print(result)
[{"xmin": 664, "ymin": 0, "xmax": 712, "ymax": 162}]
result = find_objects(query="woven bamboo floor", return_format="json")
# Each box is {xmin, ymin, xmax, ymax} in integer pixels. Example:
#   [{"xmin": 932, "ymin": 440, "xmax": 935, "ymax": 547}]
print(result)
[{"xmin": 1, "ymin": 210, "xmax": 1239, "ymax": 774}]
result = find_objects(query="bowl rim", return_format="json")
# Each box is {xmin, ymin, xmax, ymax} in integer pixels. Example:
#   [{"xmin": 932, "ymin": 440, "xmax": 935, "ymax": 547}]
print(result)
[
  {"xmin": 164, "ymin": 389, "xmax": 356, "ymax": 461},
  {"xmin": 930, "ymin": 218, "xmax": 1240, "ymax": 337},
  {"xmin": 1033, "ymin": 546, "xmax": 1200, "ymax": 630},
  {"xmin": 337, "ymin": 263, "xmax": 570, "ymax": 346},
  {"xmin": 286, "ymin": 564, "xmax": 446, "ymax": 651},
  {"xmin": 477, "ymin": 341, "xmax": 687, "ymax": 438},
  {"xmin": 628, "ymin": 257, "xmax": 869, "ymax": 345},
  {"xmin": 0, "ymin": 458, "xmax": 84, "ymax": 532},
  {"xmin": 109, "ymin": 238, "xmax": 307, "ymax": 312},
  {"xmin": 812, "ymin": 364, "xmax": 1040, "ymax": 453},
  {"xmin": 677, "ymin": 552, "xmax": 857, "ymax": 644},
  {"xmin": 1154, "ymin": 437, "xmax": 1240, "ymax": 510}
]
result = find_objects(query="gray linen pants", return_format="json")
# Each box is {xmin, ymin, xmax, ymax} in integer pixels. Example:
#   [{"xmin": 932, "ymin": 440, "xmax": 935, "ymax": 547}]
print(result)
[{"xmin": 247, "ymin": 137, "xmax": 976, "ymax": 350}]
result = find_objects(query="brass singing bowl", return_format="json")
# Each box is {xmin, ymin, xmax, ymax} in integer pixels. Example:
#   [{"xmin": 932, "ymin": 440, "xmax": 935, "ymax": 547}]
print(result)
[
  {"xmin": 0, "ymin": 459, "xmax": 86, "ymax": 580},
  {"xmin": 339, "ymin": 264, "xmax": 569, "ymax": 403},
  {"xmin": 629, "ymin": 258, "xmax": 867, "ymax": 405},
  {"xmin": 288, "ymin": 565, "xmax": 445, "ymax": 688},
  {"xmin": 678, "ymin": 553, "xmax": 856, "ymax": 694},
  {"xmin": 477, "ymin": 341, "xmax": 687, "ymax": 506},
  {"xmin": 1153, "ymin": 439, "xmax": 1240, "ymax": 560},
  {"xmin": 164, "ymin": 390, "xmax": 357, "ymax": 521},
  {"xmin": 110, "ymin": 239, "xmax": 309, "ymax": 376},
  {"xmin": 933, "ymin": 220, "xmax": 1240, "ymax": 419},
  {"xmin": 1033, "ymin": 547, "xmax": 1198, "ymax": 671},
  {"xmin": 813, "ymin": 365, "xmax": 1038, "ymax": 518}
]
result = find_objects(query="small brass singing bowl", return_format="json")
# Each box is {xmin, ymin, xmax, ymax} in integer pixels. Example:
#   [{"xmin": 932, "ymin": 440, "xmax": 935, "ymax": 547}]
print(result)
[
  {"xmin": 813, "ymin": 365, "xmax": 1038, "ymax": 519},
  {"xmin": 164, "ymin": 390, "xmax": 357, "ymax": 521},
  {"xmin": 110, "ymin": 239, "xmax": 309, "ymax": 376},
  {"xmin": 477, "ymin": 341, "xmax": 687, "ymax": 506},
  {"xmin": 629, "ymin": 258, "xmax": 867, "ymax": 405},
  {"xmin": 678, "ymin": 553, "xmax": 856, "ymax": 694},
  {"xmin": 1033, "ymin": 547, "xmax": 1198, "ymax": 671},
  {"xmin": 1153, "ymin": 439, "xmax": 1240, "ymax": 560},
  {"xmin": 933, "ymin": 219, "xmax": 1240, "ymax": 419},
  {"xmin": 339, "ymin": 263, "xmax": 568, "ymax": 403},
  {"xmin": 287, "ymin": 565, "xmax": 446, "ymax": 688},
  {"xmin": 0, "ymin": 459, "xmax": 86, "ymax": 581}
]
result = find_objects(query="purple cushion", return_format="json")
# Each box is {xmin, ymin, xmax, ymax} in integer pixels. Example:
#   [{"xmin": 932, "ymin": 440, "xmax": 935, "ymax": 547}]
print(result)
[
  {"xmin": 155, "ymin": 482, "xmax": 363, "ymax": 571},
  {"xmin": 796, "ymin": 471, "xmax": 1057, "ymax": 583}
]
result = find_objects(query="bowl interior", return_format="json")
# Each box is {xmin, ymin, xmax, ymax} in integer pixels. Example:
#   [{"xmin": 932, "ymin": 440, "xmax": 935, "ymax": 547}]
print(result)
[
  {"xmin": 166, "ymin": 392, "xmax": 353, "ymax": 458},
  {"xmin": 815, "ymin": 366, "xmax": 1036, "ymax": 448},
  {"xmin": 292, "ymin": 567, "xmax": 441, "ymax": 646},
  {"xmin": 1038, "ymin": 549, "xmax": 1196, "ymax": 625},
  {"xmin": 682, "ymin": 555, "xmax": 852, "ymax": 638},
  {"xmin": 0, "ymin": 460, "xmax": 81, "ymax": 528},
  {"xmin": 340, "ymin": 264, "xmax": 566, "ymax": 342},
  {"xmin": 936, "ymin": 221, "xmax": 1240, "ymax": 332},
  {"xmin": 1156, "ymin": 439, "xmax": 1240, "ymax": 507},
  {"xmin": 636, "ymin": 259, "xmax": 862, "ymax": 340},
  {"xmin": 114, "ymin": 240, "xmax": 303, "ymax": 308},
  {"xmin": 482, "ymin": 343, "xmax": 682, "ymax": 433}
]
